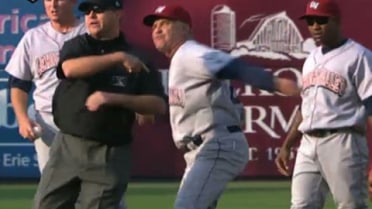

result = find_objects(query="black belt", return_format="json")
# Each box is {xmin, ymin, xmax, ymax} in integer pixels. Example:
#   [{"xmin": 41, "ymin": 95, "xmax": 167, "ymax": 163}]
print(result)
[
  {"xmin": 306, "ymin": 127, "xmax": 363, "ymax": 138},
  {"xmin": 226, "ymin": 125, "xmax": 242, "ymax": 133},
  {"xmin": 180, "ymin": 125, "xmax": 242, "ymax": 151}
]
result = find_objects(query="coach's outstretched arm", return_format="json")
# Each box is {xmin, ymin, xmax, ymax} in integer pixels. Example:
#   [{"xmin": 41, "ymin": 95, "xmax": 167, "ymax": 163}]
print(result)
[
  {"xmin": 275, "ymin": 109, "xmax": 302, "ymax": 176},
  {"xmin": 216, "ymin": 58, "xmax": 300, "ymax": 96}
]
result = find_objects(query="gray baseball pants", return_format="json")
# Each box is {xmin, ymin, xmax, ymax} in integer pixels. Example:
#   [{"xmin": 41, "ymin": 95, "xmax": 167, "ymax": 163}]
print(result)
[
  {"xmin": 33, "ymin": 132, "xmax": 131, "ymax": 209},
  {"xmin": 291, "ymin": 132, "xmax": 368, "ymax": 209},
  {"xmin": 175, "ymin": 131, "xmax": 249, "ymax": 209}
]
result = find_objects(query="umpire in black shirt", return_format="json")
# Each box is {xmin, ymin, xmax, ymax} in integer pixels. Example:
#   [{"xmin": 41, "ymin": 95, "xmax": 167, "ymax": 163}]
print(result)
[{"xmin": 33, "ymin": 0, "xmax": 166, "ymax": 209}]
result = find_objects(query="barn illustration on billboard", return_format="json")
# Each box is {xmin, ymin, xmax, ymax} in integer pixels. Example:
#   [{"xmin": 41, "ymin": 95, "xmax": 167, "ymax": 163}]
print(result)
[
  {"xmin": 211, "ymin": 5, "xmax": 236, "ymax": 51},
  {"xmin": 210, "ymin": 5, "xmax": 315, "ymax": 60},
  {"xmin": 247, "ymin": 12, "xmax": 303, "ymax": 53}
]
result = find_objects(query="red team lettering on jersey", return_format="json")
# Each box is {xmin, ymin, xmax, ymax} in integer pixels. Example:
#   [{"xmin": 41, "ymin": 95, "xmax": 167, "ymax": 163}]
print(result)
[
  {"xmin": 168, "ymin": 87, "xmax": 185, "ymax": 107},
  {"xmin": 302, "ymin": 68, "xmax": 347, "ymax": 96},
  {"xmin": 5, "ymin": 22, "xmax": 86, "ymax": 112},
  {"xmin": 36, "ymin": 51, "xmax": 59, "ymax": 77}
]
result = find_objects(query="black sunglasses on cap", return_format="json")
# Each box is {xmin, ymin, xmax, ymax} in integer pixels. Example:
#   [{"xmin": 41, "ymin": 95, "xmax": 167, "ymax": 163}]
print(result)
[
  {"xmin": 82, "ymin": 5, "xmax": 108, "ymax": 15},
  {"xmin": 305, "ymin": 17, "xmax": 329, "ymax": 26}
]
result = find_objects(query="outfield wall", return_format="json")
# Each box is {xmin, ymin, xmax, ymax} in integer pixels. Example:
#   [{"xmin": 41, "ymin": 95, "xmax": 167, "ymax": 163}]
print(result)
[{"xmin": 1, "ymin": 0, "xmax": 372, "ymax": 179}]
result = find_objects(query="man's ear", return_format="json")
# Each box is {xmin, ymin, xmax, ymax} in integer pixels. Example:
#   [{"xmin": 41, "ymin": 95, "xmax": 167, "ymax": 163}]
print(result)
[{"xmin": 180, "ymin": 22, "xmax": 191, "ymax": 35}]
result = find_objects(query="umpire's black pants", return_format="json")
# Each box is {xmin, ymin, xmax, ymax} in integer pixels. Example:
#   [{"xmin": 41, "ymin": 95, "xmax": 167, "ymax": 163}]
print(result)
[{"xmin": 33, "ymin": 132, "xmax": 131, "ymax": 209}]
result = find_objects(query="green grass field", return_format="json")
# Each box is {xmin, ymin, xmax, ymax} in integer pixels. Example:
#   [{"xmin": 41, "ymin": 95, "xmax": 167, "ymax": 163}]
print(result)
[{"xmin": 0, "ymin": 180, "xmax": 370, "ymax": 209}]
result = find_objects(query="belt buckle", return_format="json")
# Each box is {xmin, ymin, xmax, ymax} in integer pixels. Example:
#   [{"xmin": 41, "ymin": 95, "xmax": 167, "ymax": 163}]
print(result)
[{"xmin": 317, "ymin": 130, "xmax": 329, "ymax": 137}]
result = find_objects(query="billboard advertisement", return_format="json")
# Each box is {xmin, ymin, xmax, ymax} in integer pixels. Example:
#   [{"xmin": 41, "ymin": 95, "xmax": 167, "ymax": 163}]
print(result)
[{"xmin": 1, "ymin": 0, "xmax": 372, "ymax": 178}]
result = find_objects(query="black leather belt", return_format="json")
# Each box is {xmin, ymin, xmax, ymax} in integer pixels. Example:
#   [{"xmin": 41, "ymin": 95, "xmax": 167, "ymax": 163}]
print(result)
[
  {"xmin": 180, "ymin": 125, "xmax": 242, "ymax": 151},
  {"xmin": 306, "ymin": 127, "xmax": 363, "ymax": 138},
  {"xmin": 190, "ymin": 125, "xmax": 242, "ymax": 146},
  {"xmin": 226, "ymin": 125, "xmax": 242, "ymax": 133}
]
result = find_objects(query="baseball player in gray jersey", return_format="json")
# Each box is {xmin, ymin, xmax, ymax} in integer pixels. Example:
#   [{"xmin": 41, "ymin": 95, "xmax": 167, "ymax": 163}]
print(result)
[
  {"xmin": 275, "ymin": 0, "xmax": 372, "ymax": 208},
  {"xmin": 143, "ymin": 4, "xmax": 300, "ymax": 209},
  {"xmin": 5, "ymin": 0, "xmax": 85, "ymax": 173}
]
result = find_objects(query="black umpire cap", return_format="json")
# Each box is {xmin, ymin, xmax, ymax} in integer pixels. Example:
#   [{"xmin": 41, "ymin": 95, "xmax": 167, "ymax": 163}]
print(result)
[{"xmin": 78, "ymin": 0, "xmax": 123, "ymax": 12}]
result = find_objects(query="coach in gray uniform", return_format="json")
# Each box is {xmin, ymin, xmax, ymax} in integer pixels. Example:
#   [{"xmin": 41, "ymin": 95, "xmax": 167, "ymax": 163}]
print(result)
[{"xmin": 143, "ymin": 4, "xmax": 300, "ymax": 209}]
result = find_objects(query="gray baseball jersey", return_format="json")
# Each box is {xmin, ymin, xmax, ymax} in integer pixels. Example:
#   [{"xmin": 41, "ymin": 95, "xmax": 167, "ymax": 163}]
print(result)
[
  {"xmin": 5, "ymin": 21, "xmax": 86, "ymax": 113},
  {"xmin": 292, "ymin": 39, "xmax": 372, "ymax": 209},
  {"xmin": 168, "ymin": 40, "xmax": 249, "ymax": 209},
  {"xmin": 299, "ymin": 39, "xmax": 372, "ymax": 132},
  {"xmin": 168, "ymin": 40, "xmax": 240, "ymax": 143},
  {"xmin": 5, "ymin": 21, "xmax": 86, "ymax": 172}
]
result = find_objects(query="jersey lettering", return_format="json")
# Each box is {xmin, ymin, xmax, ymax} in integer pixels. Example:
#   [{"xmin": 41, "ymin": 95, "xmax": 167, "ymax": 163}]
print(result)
[
  {"xmin": 169, "ymin": 87, "xmax": 185, "ymax": 107},
  {"xmin": 35, "ymin": 51, "xmax": 59, "ymax": 77},
  {"xmin": 302, "ymin": 69, "xmax": 347, "ymax": 96}
]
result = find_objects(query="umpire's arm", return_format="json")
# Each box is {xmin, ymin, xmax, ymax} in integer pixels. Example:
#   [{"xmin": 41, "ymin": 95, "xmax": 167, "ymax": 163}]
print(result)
[
  {"xmin": 85, "ymin": 68, "xmax": 167, "ymax": 115},
  {"xmin": 56, "ymin": 39, "xmax": 145, "ymax": 79},
  {"xmin": 86, "ymin": 92, "xmax": 166, "ymax": 114}
]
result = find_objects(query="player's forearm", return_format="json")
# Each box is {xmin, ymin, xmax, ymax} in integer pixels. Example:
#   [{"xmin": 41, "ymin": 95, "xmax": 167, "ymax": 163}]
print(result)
[
  {"xmin": 216, "ymin": 58, "xmax": 300, "ymax": 96},
  {"xmin": 10, "ymin": 88, "xmax": 30, "ymax": 122},
  {"xmin": 281, "ymin": 108, "xmax": 303, "ymax": 149},
  {"xmin": 105, "ymin": 93, "xmax": 167, "ymax": 114},
  {"xmin": 62, "ymin": 52, "xmax": 124, "ymax": 78}
]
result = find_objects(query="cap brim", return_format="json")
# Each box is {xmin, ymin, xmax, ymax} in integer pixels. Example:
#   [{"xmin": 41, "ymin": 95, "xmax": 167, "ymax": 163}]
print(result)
[
  {"xmin": 299, "ymin": 13, "xmax": 333, "ymax": 19},
  {"xmin": 78, "ymin": 2, "xmax": 94, "ymax": 12},
  {"xmin": 78, "ymin": 1, "xmax": 109, "ymax": 12},
  {"xmin": 143, "ymin": 14, "xmax": 164, "ymax": 26}
]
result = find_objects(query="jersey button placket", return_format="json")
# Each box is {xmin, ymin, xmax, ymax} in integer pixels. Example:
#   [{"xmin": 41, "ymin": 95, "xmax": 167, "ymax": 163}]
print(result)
[{"xmin": 308, "ymin": 86, "xmax": 319, "ymax": 130}]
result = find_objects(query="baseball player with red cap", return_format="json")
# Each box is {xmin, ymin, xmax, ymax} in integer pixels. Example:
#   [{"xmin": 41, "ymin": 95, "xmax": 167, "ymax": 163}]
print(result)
[
  {"xmin": 143, "ymin": 4, "xmax": 300, "ymax": 209},
  {"xmin": 275, "ymin": 0, "xmax": 372, "ymax": 208}
]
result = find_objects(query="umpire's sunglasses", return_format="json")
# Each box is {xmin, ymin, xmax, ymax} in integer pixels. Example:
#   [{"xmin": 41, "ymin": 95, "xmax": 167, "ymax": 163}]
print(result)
[
  {"xmin": 305, "ymin": 17, "xmax": 329, "ymax": 26},
  {"xmin": 82, "ymin": 5, "xmax": 109, "ymax": 15}
]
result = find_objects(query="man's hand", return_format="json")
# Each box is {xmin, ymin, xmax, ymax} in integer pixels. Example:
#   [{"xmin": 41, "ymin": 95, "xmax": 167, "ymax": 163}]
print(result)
[
  {"xmin": 121, "ymin": 53, "xmax": 149, "ymax": 73},
  {"xmin": 274, "ymin": 78, "xmax": 301, "ymax": 96},
  {"xmin": 18, "ymin": 117, "xmax": 40, "ymax": 141},
  {"xmin": 85, "ymin": 91, "xmax": 110, "ymax": 111},
  {"xmin": 275, "ymin": 146, "xmax": 292, "ymax": 176},
  {"xmin": 136, "ymin": 114, "xmax": 155, "ymax": 126}
]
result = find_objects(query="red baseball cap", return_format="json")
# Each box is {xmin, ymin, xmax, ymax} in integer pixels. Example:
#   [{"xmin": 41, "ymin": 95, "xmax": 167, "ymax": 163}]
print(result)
[
  {"xmin": 143, "ymin": 4, "xmax": 192, "ymax": 27},
  {"xmin": 299, "ymin": 0, "xmax": 341, "ymax": 19}
]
